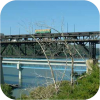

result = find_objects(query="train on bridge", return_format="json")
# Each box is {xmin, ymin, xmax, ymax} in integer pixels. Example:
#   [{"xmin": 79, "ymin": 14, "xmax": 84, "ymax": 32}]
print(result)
[{"xmin": 0, "ymin": 29, "xmax": 53, "ymax": 42}]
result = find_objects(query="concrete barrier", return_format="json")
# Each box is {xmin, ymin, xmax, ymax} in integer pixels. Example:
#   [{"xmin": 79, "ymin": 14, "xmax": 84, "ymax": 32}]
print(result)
[{"xmin": 86, "ymin": 59, "xmax": 98, "ymax": 73}]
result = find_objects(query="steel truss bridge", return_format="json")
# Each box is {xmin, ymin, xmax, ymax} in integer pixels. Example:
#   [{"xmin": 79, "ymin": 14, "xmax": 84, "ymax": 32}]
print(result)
[{"xmin": 0, "ymin": 31, "xmax": 100, "ymax": 59}]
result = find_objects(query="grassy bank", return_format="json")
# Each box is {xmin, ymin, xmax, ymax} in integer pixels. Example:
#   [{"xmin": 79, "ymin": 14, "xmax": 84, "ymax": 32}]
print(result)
[
  {"xmin": 18, "ymin": 63, "xmax": 99, "ymax": 99},
  {"xmin": 52, "ymin": 64, "xmax": 99, "ymax": 99}
]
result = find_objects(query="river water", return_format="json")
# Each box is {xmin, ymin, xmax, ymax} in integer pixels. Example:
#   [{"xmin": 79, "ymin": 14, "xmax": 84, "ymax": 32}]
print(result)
[{"xmin": 2, "ymin": 58, "xmax": 90, "ymax": 98}]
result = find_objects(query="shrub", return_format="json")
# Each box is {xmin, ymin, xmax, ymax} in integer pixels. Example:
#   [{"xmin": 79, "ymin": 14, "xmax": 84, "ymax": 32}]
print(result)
[
  {"xmin": 20, "ymin": 63, "xmax": 99, "ymax": 99},
  {"xmin": 1, "ymin": 84, "xmax": 15, "ymax": 99}
]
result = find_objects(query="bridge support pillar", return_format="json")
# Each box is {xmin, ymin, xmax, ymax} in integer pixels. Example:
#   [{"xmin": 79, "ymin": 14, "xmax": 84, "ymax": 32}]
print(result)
[
  {"xmin": 89, "ymin": 42, "xmax": 96, "ymax": 59},
  {"xmin": 86, "ymin": 59, "xmax": 98, "ymax": 73},
  {"xmin": 0, "ymin": 57, "xmax": 4, "ymax": 84},
  {"xmin": 17, "ymin": 62, "xmax": 22, "ymax": 87}
]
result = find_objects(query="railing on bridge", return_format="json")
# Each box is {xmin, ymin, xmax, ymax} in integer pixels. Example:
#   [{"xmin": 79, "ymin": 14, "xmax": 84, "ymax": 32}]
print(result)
[
  {"xmin": 0, "ymin": 31, "xmax": 100, "ymax": 42},
  {"xmin": 2, "ymin": 59, "xmax": 86, "ymax": 67}
]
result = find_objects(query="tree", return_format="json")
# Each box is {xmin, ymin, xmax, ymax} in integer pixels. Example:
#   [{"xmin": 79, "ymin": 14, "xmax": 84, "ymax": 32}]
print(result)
[
  {"xmin": 1, "ymin": 84, "xmax": 15, "ymax": 99},
  {"xmin": 20, "ymin": 20, "xmax": 85, "ymax": 95}
]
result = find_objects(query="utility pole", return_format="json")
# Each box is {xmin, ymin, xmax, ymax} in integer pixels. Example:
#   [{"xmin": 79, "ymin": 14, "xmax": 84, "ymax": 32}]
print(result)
[
  {"xmin": 10, "ymin": 27, "xmax": 11, "ymax": 35},
  {"xmin": 19, "ymin": 28, "xmax": 20, "ymax": 35},
  {"xmin": 67, "ymin": 23, "xmax": 68, "ymax": 33},
  {"xmin": 74, "ymin": 24, "xmax": 75, "ymax": 32}
]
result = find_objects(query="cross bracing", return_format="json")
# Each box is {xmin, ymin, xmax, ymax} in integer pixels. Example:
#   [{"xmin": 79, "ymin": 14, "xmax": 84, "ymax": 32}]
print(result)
[{"xmin": 0, "ymin": 31, "xmax": 100, "ymax": 59}]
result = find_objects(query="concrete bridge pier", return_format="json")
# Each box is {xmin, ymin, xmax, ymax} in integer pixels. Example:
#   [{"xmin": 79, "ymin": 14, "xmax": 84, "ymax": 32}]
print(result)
[
  {"xmin": 0, "ymin": 57, "xmax": 4, "ymax": 84},
  {"xmin": 86, "ymin": 59, "xmax": 98, "ymax": 73},
  {"xmin": 17, "ymin": 62, "xmax": 23, "ymax": 87}
]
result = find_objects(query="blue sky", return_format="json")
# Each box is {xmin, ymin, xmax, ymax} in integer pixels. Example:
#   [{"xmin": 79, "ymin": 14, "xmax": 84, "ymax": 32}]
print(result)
[{"xmin": 1, "ymin": 1, "xmax": 99, "ymax": 35}]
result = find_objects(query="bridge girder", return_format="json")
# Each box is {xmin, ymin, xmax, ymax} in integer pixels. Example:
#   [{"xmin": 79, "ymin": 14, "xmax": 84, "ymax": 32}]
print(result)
[
  {"xmin": 0, "ymin": 31, "xmax": 99, "ymax": 59},
  {"xmin": 0, "ymin": 41, "xmax": 97, "ymax": 59}
]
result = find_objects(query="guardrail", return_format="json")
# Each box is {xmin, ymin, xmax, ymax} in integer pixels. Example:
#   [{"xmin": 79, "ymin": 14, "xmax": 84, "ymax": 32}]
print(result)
[{"xmin": 2, "ymin": 58, "xmax": 86, "ymax": 67}]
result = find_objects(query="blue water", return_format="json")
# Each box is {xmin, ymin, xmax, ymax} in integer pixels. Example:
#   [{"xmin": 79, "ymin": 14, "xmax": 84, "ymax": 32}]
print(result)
[{"xmin": 2, "ymin": 58, "xmax": 87, "ymax": 98}]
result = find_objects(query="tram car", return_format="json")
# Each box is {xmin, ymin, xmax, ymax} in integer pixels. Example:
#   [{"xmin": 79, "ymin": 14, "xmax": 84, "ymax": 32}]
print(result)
[{"xmin": 35, "ymin": 29, "xmax": 51, "ymax": 34}]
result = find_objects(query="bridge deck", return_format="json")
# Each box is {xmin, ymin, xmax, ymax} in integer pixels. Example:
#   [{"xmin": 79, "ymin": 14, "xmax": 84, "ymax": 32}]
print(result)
[
  {"xmin": 1, "ymin": 31, "xmax": 100, "ymax": 59},
  {"xmin": 1, "ymin": 31, "xmax": 99, "ymax": 43}
]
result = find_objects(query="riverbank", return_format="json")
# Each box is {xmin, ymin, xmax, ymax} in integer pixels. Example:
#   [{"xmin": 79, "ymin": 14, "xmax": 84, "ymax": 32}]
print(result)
[{"xmin": 18, "ymin": 63, "xmax": 99, "ymax": 100}]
